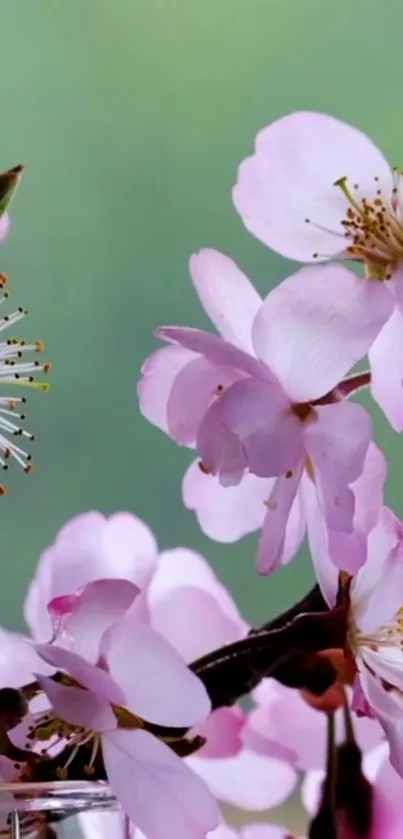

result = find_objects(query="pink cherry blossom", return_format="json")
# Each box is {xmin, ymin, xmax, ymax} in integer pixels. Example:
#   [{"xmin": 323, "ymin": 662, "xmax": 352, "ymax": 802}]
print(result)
[
  {"xmin": 233, "ymin": 111, "xmax": 403, "ymax": 430},
  {"xmin": 138, "ymin": 248, "xmax": 388, "ymax": 575},
  {"xmin": 29, "ymin": 520, "xmax": 296, "ymax": 812},
  {"xmin": 24, "ymin": 511, "xmax": 158, "ymax": 641},
  {"xmin": 33, "ymin": 601, "xmax": 218, "ymax": 839}
]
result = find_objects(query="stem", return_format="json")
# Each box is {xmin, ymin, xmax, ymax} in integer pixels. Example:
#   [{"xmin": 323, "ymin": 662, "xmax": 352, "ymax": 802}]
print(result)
[{"xmin": 335, "ymin": 370, "xmax": 371, "ymax": 399}]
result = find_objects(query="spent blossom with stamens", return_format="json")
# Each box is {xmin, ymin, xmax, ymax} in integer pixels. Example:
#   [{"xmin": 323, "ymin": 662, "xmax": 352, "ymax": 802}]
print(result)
[
  {"xmin": 233, "ymin": 111, "xmax": 403, "ymax": 430},
  {"xmin": 138, "ymin": 248, "xmax": 389, "ymax": 575},
  {"xmin": 0, "ymin": 275, "xmax": 51, "ymax": 493}
]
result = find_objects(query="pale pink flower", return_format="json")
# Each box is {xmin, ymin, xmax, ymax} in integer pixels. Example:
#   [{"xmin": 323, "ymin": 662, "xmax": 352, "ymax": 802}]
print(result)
[
  {"xmin": 138, "ymin": 248, "xmax": 388, "ymax": 574},
  {"xmin": 33, "ymin": 586, "xmax": 219, "ymax": 839},
  {"xmin": 26, "ymin": 517, "xmax": 296, "ymax": 811},
  {"xmin": 24, "ymin": 511, "xmax": 158, "ymax": 641},
  {"xmin": 233, "ymin": 111, "xmax": 403, "ymax": 429}
]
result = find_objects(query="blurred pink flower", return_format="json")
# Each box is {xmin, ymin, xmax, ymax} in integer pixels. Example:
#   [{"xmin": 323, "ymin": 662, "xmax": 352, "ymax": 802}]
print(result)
[
  {"xmin": 138, "ymin": 249, "xmax": 388, "ymax": 575},
  {"xmin": 246, "ymin": 678, "xmax": 403, "ymax": 838},
  {"xmin": 233, "ymin": 111, "xmax": 403, "ymax": 430},
  {"xmin": 79, "ymin": 816, "xmax": 300, "ymax": 839},
  {"xmin": 33, "ymin": 585, "xmax": 218, "ymax": 839}
]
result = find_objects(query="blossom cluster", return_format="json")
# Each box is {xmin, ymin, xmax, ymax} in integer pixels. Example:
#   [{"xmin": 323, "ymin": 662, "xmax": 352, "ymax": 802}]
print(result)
[{"xmin": 3, "ymin": 113, "xmax": 403, "ymax": 839}]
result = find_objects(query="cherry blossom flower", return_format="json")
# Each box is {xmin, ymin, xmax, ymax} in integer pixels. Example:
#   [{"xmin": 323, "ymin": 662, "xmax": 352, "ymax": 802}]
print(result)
[
  {"xmin": 24, "ymin": 511, "xmax": 158, "ymax": 641},
  {"xmin": 32, "ymin": 586, "xmax": 219, "ymax": 839},
  {"xmin": 138, "ymin": 248, "xmax": 389, "ymax": 574},
  {"xmin": 233, "ymin": 111, "xmax": 403, "ymax": 430},
  {"xmin": 25, "ymin": 514, "xmax": 297, "ymax": 811}
]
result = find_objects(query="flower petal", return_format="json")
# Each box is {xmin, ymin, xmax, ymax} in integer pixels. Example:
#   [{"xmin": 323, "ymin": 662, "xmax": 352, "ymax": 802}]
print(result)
[
  {"xmin": 358, "ymin": 667, "xmax": 403, "ymax": 778},
  {"xmin": 193, "ymin": 707, "xmax": 244, "ymax": 759},
  {"xmin": 252, "ymin": 265, "xmax": 393, "ymax": 402},
  {"xmin": 233, "ymin": 111, "xmax": 393, "ymax": 261},
  {"xmin": 369, "ymin": 302, "xmax": 403, "ymax": 431},
  {"xmin": 187, "ymin": 747, "xmax": 296, "ymax": 810},
  {"xmin": 51, "ymin": 579, "xmax": 140, "ymax": 662},
  {"xmin": 304, "ymin": 402, "xmax": 371, "ymax": 532},
  {"xmin": 101, "ymin": 615, "xmax": 211, "ymax": 727},
  {"xmin": 35, "ymin": 673, "xmax": 116, "ymax": 732},
  {"xmin": 189, "ymin": 249, "xmax": 261, "ymax": 352},
  {"xmin": 182, "ymin": 461, "xmax": 271, "ymax": 542},
  {"xmin": 351, "ymin": 507, "xmax": 403, "ymax": 632},
  {"xmin": 166, "ymin": 356, "xmax": 242, "ymax": 446},
  {"xmin": 25, "ymin": 511, "xmax": 157, "ymax": 642},
  {"xmin": 147, "ymin": 548, "xmax": 247, "ymax": 660},
  {"xmin": 257, "ymin": 466, "xmax": 304, "ymax": 574},
  {"xmin": 198, "ymin": 377, "xmax": 303, "ymax": 479},
  {"xmin": 138, "ymin": 345, "xmax": 198, "ymax": 434},
  {"xmin": 34, "ymin": 642, "xmax": 125, "ymax": 706},
  {"xmin": 156, "ymin": 327, "xmax": 267, "ymax": 380},
  {"xmin": 102, "ymin": 729, "xmax": 219, "ymax": 839}
]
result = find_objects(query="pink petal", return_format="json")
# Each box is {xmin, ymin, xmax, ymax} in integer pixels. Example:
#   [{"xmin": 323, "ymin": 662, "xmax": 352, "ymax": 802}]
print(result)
[
  {"xmin": 187, "ymin": 747, "xmax": 296, "ymax": 810},
  {"xmin": 149, "ymin": 587, "xmax": 245, "ymax": 663},
  {"xmin": 252, "ymin": 264, "xmax": 392, "ymax": 403},
  {"xmin": 358, "ymin": 667, "xmax": 403, "ymax": 778},
  {"xmin": 182, "ymin": 461, "xmax": 271, "ymax": 542},
  {"xmin": 369, "ymin": 302, "xmax": 403, "ymax": 431},
  {"xmin": 35, "ymin": 674, "xmax": 116, "ymax": 732},
  {"xmin": 101, "ymin": 615, "xmax": 211, "ymax": 727},
  {"xmin": 233, "ymin": 111, "xmax": 393, "ymax": 261},
  {"xmin": 351, "ymin": 507, "xmax": 403, "ymax": 633},
  {"xmin": 189, "ymin": 249, "xmax": 261, "ymax": 352},
  {"xmin": 257, "ymin": 466, "xmax": 304, "ymax": 574},
  {"xmin": 304, "ymin": 402, "xmax": 371, "ymax": 532},
  {"xmin": 167, "ymin": 356, "xmax": 242, "ymax": 446},
  {"xmin": 156, "ymin": 327, "xmax": 268, "ymax": 380},
  {"xmin": 0, "ymin": 629, "xmax": 51, "ymax": 687},
  {"xmin": 34, "ymin": 642, "xmax": 125, "ymax": 706},
  {"xmin": 371, "ymin": 755, "xmax": 403, "ymax": 837},
  {"xmin": 138, "ymin": 344, "xmax": 198, "ymax": 433},
  {"xmin": 25, "ymin": 511, "xmax": 157, "ymax": 641},
  {"xmin": 304, "ymin": 445, "xmax": 386, "ymax": 601},
  {"xmin": 363, "ymin": 648, "xmax": 403, "ymax": 696},
  {"xmin": 147, "ymin": 548, "xmax": 247, "ymax": 660},
  {"xmin": 51, "ymin": 579, "xmax": 140, "ymax": 662},
  {"xmin": 198, "ymin": 377, "xmax": 303, "ymax": 479},
  {"xmin": 148, "ymin": 548, "xmax": 246, "ymax": 628},
  {"xmin": 196, "ymin": 394, "xmax": 247, "ymax": 484},
  {"xmin": 302, "ymin": 473, "xmax": 339, "ymax": 606},
  {"xmin": 193, "ymin": 707, "xmax": 244, "ymax": 759},
  {"xmin": 102, "ymin": 729, "xmax": 219, "ymax": 839}
]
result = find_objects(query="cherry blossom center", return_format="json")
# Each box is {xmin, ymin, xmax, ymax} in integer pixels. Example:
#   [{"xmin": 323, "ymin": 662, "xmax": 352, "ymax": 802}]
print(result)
[
  {"xmin": 334, "ymin": 171, "xmax": 403, "ymax": 273},
  {"xmin": 349, "ymin": 606, "xmax": 403, "ymax": 654}
]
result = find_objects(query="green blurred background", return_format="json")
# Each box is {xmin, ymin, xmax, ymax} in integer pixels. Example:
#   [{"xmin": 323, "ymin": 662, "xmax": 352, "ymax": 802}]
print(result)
[{"xmin": 1, "ymin": 0, "xmax": 403, "ymax": 832}]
